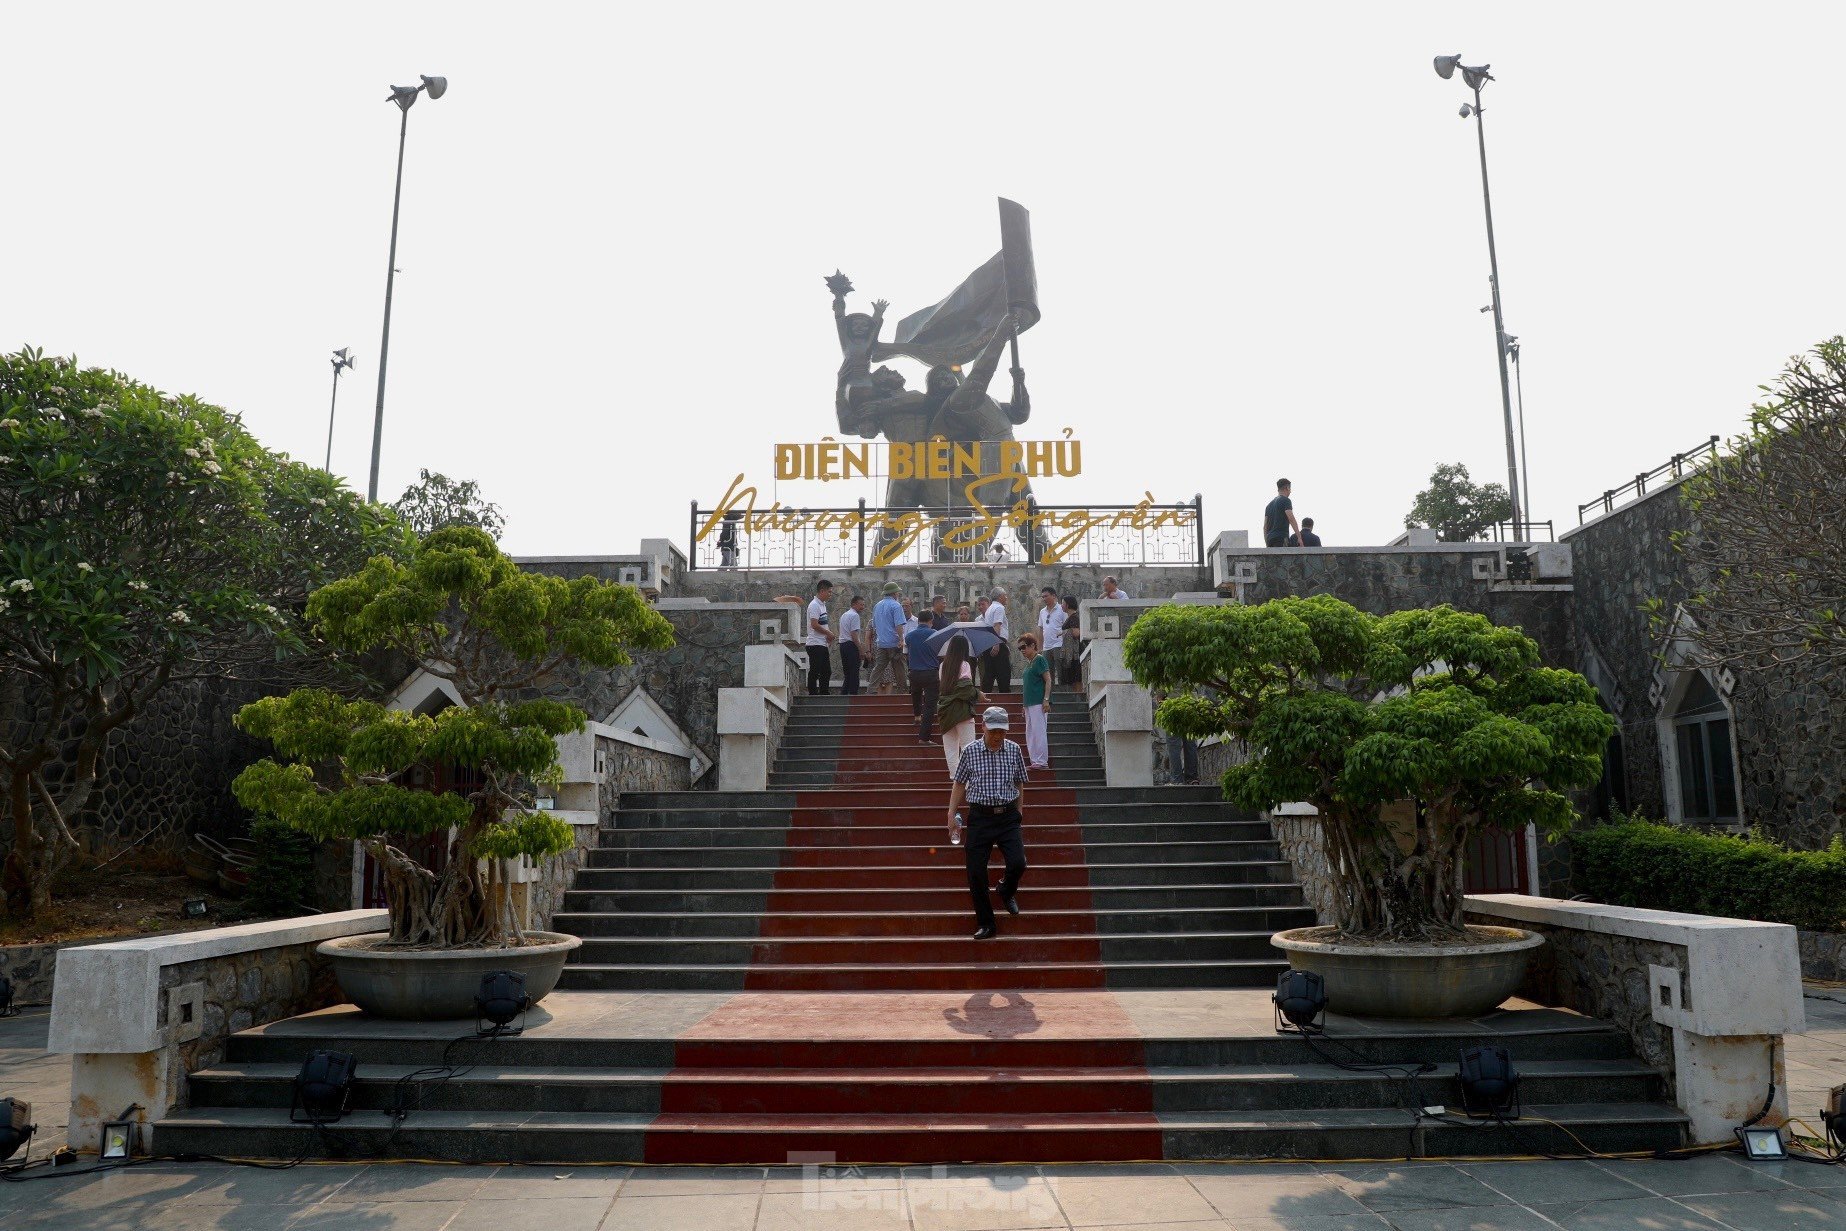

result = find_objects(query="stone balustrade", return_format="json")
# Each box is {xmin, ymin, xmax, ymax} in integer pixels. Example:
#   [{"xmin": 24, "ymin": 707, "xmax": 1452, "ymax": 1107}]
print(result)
[{"xmin": 717, "ymin": 642, "xmax": 804, "ymax": 790}]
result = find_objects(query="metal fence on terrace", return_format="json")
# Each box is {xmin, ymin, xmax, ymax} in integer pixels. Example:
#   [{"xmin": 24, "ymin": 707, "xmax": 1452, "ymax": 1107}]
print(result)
[{"xmin": 1577, "ymin": 435, "xmax": 1721, "ymax": 524}]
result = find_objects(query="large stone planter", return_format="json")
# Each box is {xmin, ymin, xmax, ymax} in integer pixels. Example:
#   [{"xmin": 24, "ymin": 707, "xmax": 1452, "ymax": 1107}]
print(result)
[
  {"xmin": 1271, "ymin": 926, "xmax": 1544, "ymax": 1019},
  {"xmin": 317, "ymin": 931, "xmax": 581, "ymax": 1021}
]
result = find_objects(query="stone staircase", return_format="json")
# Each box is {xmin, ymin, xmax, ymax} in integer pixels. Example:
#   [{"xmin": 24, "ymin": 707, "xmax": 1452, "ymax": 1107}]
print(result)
[
  {"xmin": 555, "ymin": 692, "xmax": 1304, "ymax": 991},
  {"xmin": 155, "ymin": 690, "xmax": 1690, "ymax": 1163}
]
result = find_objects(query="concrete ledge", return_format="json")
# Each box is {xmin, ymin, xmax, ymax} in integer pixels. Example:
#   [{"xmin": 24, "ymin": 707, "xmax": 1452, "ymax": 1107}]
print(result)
[{"xmin": 49, "ymin": 909, "xmax": 387, "ymax": 1054}]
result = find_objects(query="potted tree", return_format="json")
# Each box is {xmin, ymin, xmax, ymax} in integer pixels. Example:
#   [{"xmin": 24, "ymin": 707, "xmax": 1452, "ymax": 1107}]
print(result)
[
  {"xmin": 232, "ymin": 526, "xmax": 674, "ymax": 1019},
  {"xmin": 1123, "ymin": 596, "xmax": 1613, "ymax": 1018}
]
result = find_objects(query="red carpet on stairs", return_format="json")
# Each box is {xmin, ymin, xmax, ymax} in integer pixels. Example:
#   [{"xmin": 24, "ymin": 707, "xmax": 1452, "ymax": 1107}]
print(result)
[{"xmin": 744, "ymin": 693, "xmax": 1104, "ymax": 991}]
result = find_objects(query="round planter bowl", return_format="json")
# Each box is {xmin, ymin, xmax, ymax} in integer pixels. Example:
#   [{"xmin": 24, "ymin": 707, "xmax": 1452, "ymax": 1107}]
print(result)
[
  {"xmin": 317, "ymin": 931, "xmax": 581, "ymax": 1021},
  {"xmin": 1271, "ymin": 926, "xmax": 1544, "ymax": 1020}
]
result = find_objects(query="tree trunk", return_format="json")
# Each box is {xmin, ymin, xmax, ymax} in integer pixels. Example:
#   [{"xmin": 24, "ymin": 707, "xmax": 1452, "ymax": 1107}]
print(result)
[{"xmin": 3, "ymin": 768, "xmax": 36, "ymax": 920}]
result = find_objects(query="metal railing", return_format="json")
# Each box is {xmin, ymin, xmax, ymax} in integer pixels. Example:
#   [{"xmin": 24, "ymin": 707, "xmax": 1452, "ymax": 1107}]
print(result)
[
  {"xmin": 1474, "ymin": 519, "xmax": 1555, "ymax": 543},
  {"xmin": 688, "ymin": 496, "xmax": 1206, "ymax": 571},
  {"xmin": 1577, "ymin": 435, "xmax": 1721, "ymax": 523}
]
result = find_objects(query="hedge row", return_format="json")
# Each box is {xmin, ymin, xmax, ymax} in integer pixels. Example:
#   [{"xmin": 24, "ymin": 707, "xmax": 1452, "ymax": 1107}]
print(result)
[{"xmin": 1573, "ymin": 821, "xmax": 1846, "ymax": 934}]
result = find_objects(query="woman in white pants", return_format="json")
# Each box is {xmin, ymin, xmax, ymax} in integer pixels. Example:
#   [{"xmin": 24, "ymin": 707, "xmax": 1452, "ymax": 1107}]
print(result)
[
  {"xmin": 935, "ymin": 634, "xmax": 985, "ymax": 775},
  {"xmin": 1018, "ymin": 634, "xmax": 1051, "ymax": 769}
]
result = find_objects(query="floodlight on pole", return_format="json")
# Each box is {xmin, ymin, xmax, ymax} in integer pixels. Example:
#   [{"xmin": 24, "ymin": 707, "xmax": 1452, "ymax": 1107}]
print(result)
[
  {"xmin": 324, "ymin": 348, "xmax": 355, "ymax": 473},
  {"xmin": 367, "ymin": 73, "xmax": 448, "ymax": 504},
  {"xmin": 1433, "ymin": 52, "xmax": 1526, "ymax": 539}
]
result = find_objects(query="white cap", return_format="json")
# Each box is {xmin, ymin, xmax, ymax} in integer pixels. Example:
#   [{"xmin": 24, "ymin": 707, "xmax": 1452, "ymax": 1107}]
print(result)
[{"xmin": 981, "ymin": 705, "xmax": 1010, "ymax": 729}]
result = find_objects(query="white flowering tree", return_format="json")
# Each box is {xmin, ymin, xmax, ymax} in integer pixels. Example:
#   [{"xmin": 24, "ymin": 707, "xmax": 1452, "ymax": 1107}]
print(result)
[{"xmin": 0, "ymin": 347, "xmax": 405, "ymax": 919}]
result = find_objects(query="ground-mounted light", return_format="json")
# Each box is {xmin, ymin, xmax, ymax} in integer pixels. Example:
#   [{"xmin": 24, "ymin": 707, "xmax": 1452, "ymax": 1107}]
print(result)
[
  {"xmin": 0, "ymin": 975, "xmax": 15, "ymax": 1018},
  {"xmin": 476, "ymin": 970, "xmax": 530, "ymax": 1035},
  {"xmin": 290, "ymin": 1050, "xmax": 358, "ymax": 1124},
  {"xmin": 1273, "ymin": 969, "xmax": 1327, "ymax": 1035},
  {"xmin": 0, "ymin": 1099, "xmax": 34, "ymax": 1162},
  {"xmin": 180, "ymin": 898, "xmax": 209, "ymax": 919},
  {"xmin": 1458, "ymin": 1045, "xmax": 1521, "ymax": 1118},
  {"xmin": 1824, "ymin": 1083, "xmax": 1846, "ymax": 1152},
  {"xmin": 99, "ymin": 1116, "xmax": 137, "ymax": 1161},
  {"xmin": 1736, "ymin": 1124, "xmax": 1788, "ymax": 1161}
]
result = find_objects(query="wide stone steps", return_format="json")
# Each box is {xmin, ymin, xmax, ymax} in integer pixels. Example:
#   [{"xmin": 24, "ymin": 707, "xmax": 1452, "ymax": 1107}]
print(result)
[
  {"xmin": 561, "ymin": 883, "xmax": 1310, "ymax": 914},
  {"xmin": 568, "ymin": 861, "xmax": 1295, "ymax": 891},
  {"xmin": 559, "ymin": 957, "xmax": 1293, "ymax": 992},
  {"xmin": 584, "ymin": 841, "xmax": 1283, "ymax": 868},
  {"xmin": 552, "ymin": 905, "xmax": 1315, "ymax": 938}
]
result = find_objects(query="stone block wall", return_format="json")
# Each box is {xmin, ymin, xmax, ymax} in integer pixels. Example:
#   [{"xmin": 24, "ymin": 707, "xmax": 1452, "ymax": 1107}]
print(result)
[
  {"xmin": 1565, "ymin": 482, "xmax": 1846, "ymax": 848},
  {"xmin": 1270, "ymin": 811, "xmax": 1339, "ymax": 925},
  {"xmin": 1798, "ymin": 929, "xmax": 1846, "ymax": 983},
  {"xmin": 0, "ymin": 940, "xmax": 72, "ymax": 1006}
]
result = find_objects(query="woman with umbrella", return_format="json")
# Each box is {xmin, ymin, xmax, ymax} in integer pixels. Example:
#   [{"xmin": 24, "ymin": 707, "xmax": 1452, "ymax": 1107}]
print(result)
[{"xmin": 933, "ymin": 630, "xmax": 990, "ymax": 776}]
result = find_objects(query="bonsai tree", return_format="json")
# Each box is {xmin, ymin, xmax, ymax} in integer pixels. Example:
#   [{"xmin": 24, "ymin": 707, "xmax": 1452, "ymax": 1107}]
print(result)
[
  {"xmin": 1405, "ymin": 463, "xmax": 1513, "ymax": 543},
  {"xmin": 232, "ymin": 526, "xmax": 674, "ymax": 948},
  {"xmin": 0, "ymin": 347, "xmax": 400, "ymax": 919},
  {"xmin": 1123, "ymin": 596, "xmax": 1613, "ymax": 940}
]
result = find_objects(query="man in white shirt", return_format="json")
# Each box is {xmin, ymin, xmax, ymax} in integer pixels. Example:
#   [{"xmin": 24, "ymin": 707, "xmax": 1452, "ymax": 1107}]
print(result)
[
  {"xmin": 804, "ymin": 579, "xmax": 835, "ymax": 695},
  {"xmin": 980, "ymin": 587, "xmax": 1011, "ymax": 691},
  {"xmin": 1036, "ymin": 586, "xmax": 1067, "ymax": 701},
  {"xmin": 837, "ymin": 594, "xmax": 866, "ymax": 696},
  {"xmin": 1101, "ymin": 576, "xmax": 1132, "ymax": 601}
]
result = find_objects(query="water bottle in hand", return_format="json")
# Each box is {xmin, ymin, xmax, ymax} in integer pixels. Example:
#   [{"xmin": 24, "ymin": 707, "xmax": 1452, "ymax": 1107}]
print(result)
[{"xmin": 951, "ymin": 811, "xmax": 964, "ymax": 846}]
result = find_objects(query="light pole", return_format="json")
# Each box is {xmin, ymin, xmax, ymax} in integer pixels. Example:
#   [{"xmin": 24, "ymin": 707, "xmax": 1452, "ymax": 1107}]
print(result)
[
  {"xmin": 324, "ymin": 347, "xmax": 355, "ymax": 473},
  {"xmin": 1434, "ymin": 54, "xmax": 1524, "ymax": 539},
  {"xmin": 367, "ymin": 74, "xmax": 447, "ymax": 503},
  {"xmin": 1506, "ymin": 335, "xmax": 1531, "ymax": 531}
]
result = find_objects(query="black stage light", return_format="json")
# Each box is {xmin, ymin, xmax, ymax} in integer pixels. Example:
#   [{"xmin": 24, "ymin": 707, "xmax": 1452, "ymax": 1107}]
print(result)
[
  {"xmin": 475, "ymin": 970, "xmax": 529, "ymax": 1034},
  {"xmin": 0, "ymin": 975, "xmax": 15, "ymax": 1018},
  {"xmin": 0, "ymin": 1100, "xmax": 33, "ymax": 1162},
  {"xmin": 1822, "ymin": 1084, "xmax": 1845, "ymax": 1150},
  {"xmin": 1458, "ymin": 1045, "xmax": 1521, "ymax": 1118},
  {"xmin": 1273, "ymin": 969, "xmax": 1327, "ymax": 1035},
  {"xmin": 180, "ymin": 899, "xmax": 209, "ymax": 919},
  {"xmin": 290, "ymin": 1050, "xmax": 358, "ymax": 1124}
]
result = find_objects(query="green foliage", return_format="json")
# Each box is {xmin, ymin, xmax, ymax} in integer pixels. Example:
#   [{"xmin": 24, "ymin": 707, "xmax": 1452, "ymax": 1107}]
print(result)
[
  {"xmin": 1404, "ymin": 462, "xmax": 1513, "ymax": 543},
  {"xmin": 1124, "ymin": 597, "xmax": 1613, "ymax": 939},
  {"xmin": 1575, "ymin": 820, "xmax": 1846, "ymax": 934},
  {"xmin": 0, "ymin": 346, "xmax": 407, "ymax": 919},
  {"xmin": 391, "ymin": 469, "xmax": 506, "ymax": 540},
  {"xmin": 246, "ymin": 816, "xmax": 319, "ymax": 918},
  {"xmin": 232, "ymin": 529, "xmax": 675, "ymax": 947}
]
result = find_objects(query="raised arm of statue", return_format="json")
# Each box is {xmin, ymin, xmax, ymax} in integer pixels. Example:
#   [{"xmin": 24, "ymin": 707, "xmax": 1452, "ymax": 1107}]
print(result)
[
  {"xmin": 938, "ymin": 314, "xmax": 1015, "ymax": 434},
  {"xmin": 1003, "ymin": 366, "xmax": 1030, "ymax": 425}
]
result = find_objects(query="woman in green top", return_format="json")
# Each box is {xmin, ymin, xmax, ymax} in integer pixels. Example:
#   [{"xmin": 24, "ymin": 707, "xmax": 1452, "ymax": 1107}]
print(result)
[{"xmin": 1019, "ymin": 633, "xmax": 1051, "ymax": 769}]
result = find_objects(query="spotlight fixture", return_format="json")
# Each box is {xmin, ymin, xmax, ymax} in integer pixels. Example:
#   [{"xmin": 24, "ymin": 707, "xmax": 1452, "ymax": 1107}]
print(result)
[
  {"xmin": 180, "ymin": 899, "xmax": 209, "ymax": 919},
  {"xmin": 290, "ymin": 1050, "xmax": 358, "ymax": 1124},
  {"xmin": 1273, "ymin": 969, "xmax": 1328, "ymax": 1035},
  {"xmin": 475, "ymin": 970, "xmax": 530, "ymax": 1034},
  {"xmin": 0, "ymin": 975, "xmax": 15, "ymax": 1018},
  {"xmin": 0, "ymin": 1100, "xmax": 33, "ymax": 1162},
  {"xmin": 99, "ymin": 1115, "xmax": 137, "ymax": 1161},
  {"xmin": 1736, "ymin": 1124, "xmax": 1788, "ymax": 1161},
  {"xmin": 1458, "ymin": 1045, "xmax": 1521, "ymax": 1118},
  {"xmin": 1821, "ymin": 1084, "xmax": 1844, "ymax": 1151}
]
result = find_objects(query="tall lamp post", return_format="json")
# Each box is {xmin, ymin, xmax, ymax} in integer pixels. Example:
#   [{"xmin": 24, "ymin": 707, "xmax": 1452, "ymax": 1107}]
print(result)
[
  {"xmin": 324, "ymin": 347, "xmax": 355, "ymax": 473},
  {"xmin": 1434, "ymin": 54, "xmax": 1524, "ymax": 539},
  {"xmin": 366, "ymin": 74, "xmax": 447, "ymax": 503}
]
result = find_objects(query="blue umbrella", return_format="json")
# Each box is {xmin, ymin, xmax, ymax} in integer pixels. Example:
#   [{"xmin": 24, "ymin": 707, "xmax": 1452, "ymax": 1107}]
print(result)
[{"xmin": 925, "ymin": 620, "xmax": 1003, "ymax": 659}]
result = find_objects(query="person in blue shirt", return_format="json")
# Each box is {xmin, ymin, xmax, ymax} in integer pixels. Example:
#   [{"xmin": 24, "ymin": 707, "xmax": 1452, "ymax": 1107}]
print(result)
[
  {"xmin": 869, "ymin": 581, "xmax": 908, "ymax": 694},
  {"xmin": 905, "ymin": 617, "xmax": 941, "ymax": 744}
]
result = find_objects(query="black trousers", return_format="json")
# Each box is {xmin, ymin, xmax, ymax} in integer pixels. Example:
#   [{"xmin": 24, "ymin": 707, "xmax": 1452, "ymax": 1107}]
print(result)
[
  {"xmin": 980, "ymin": 648, "xmax": 1012, "ymax": 692},
  {"xmin": 964, "ymin": 804, "xmax": 1027, "ymax": 929},
  {"xmin": 806, "ymin": 645, "xmax": 831, "ymax": 695},
  {"xmin": 840, "ymin": 642, "xmax": 862, "ymax": 696},
  {"xmin": 909, "ymin": 668, "xmax": 939, "ymax": 740}
]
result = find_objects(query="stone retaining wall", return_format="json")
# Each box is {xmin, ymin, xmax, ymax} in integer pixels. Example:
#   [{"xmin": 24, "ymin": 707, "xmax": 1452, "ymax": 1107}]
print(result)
[
  {"xmin": 1269, "ymin": 810, "xmax": 1338, "ymax": 925},
  {"xmin": 1798, "ymin": 929, "xmax": 1846, "ymax": 983},
  {"xmin": 0, "ymin": 939, "xmax": 71, "ymax": 1006}
]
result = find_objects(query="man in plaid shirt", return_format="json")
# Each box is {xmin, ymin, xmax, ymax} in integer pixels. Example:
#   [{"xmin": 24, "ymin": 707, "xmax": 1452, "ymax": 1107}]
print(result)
[{"xmin": 948, "ymin": 706, "xmax": 1031, "ymax": 939}]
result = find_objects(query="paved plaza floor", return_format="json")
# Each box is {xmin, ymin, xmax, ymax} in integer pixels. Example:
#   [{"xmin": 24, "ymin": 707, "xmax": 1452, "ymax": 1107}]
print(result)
[{"xmin": 0, "ymin": 999, "xmax": 1839, "ymax": 1230}]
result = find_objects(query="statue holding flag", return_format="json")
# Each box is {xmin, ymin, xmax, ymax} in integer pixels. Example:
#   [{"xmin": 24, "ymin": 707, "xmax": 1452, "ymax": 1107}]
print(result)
[{"xmin": 826, "ymin": 199, "xmax": 1042, "ymax": 558}]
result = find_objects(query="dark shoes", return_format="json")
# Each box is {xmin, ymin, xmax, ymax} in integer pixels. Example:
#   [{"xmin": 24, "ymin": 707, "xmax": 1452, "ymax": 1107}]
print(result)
[
  {"xmin": 972, "ymin": 926, "xmax": 997, "ymax": 941},
  {"xmin": 995, "ymin": 886, "xmax": 1020, "ymax": 915}
]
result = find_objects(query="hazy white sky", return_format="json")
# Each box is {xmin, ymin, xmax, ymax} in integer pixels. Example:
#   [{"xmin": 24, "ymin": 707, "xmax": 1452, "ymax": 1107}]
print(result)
[{"xmin": 5, "ymin": 3, "xmax": 1842, "ymax": 556}]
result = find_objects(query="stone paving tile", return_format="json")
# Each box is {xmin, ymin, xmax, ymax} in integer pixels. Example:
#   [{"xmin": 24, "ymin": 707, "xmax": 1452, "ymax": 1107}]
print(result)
[
  {"xmin": 322, "ymin": 1163, "xmax": 496, "ymax": 1202},
  {"xmin": 1526, "ymin": 1197, "xmax": 1729, "ymax": 1230},
  {"xmin": 620, "ymin": 1163, "xmax": 766, "ymax": 1195},
  {"xmin": 288, "ymin": 1200, "xmax": 471, "ymax": 1231},
  {"xmin": 470, "ymin": 1165, "xmax": 630, "ymax": 1199},
  {"xmin": 1590, "ymin": 1154, "xmax": 1803, "ymax": 1196},
  {"xmin": 763, "ymin": 1163, "xmax": 906, "ymax": 1192},
  {"xmin": 1188, "ymin": 1171, "xmax": 1376, "ymax": 1223},
  {"xmin": 33, "ymin": 1164, "xmax": 212, "ymax": 1210},
  {"xmin": 1371, "ymin": 1208, "xmax": 1561, "ymax": 1231},
  {"xmin": 907, "ymin": 1175, "xmax": 1067, "ymax": 1231},
  {"xmin": 1045, "ymin": 1172, "xmax": 1223, "ymax": 1224},
  {"xmin": 755, "ymin": 1188, "xmax": 913, "ymax": 1230},
  {"xmin": 1455, "ymin": 1159, "xmax": 1653, "ymax": 1208},
  {"xmin": 1672, "ymin": 1187, "xmax": 1846, "ymax": 1230},
  {"xmin": 601, "ymin": 1191, "xmax": 762, "ymax": 1231},
  {"xmin": 1324, "ymin": 1164, "xmax": 1509, "ymax": 1212},
  {"xmin": 447, "ymin": 1194, "xmax": 616, "ymax": 1231},
  {"xmin": 183, "ymin": 1162, "xmax": 369, "ymax": 1205}
]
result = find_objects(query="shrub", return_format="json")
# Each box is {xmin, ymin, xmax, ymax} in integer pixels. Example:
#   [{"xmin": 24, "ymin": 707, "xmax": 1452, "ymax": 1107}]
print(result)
[
  {"xmin": 246, "ymin": 816, "xmax": 318, "ymax": 918},
  {"xmin": 1574, "ymin": 820, "xmax": 1846, "ymax": 933}
]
